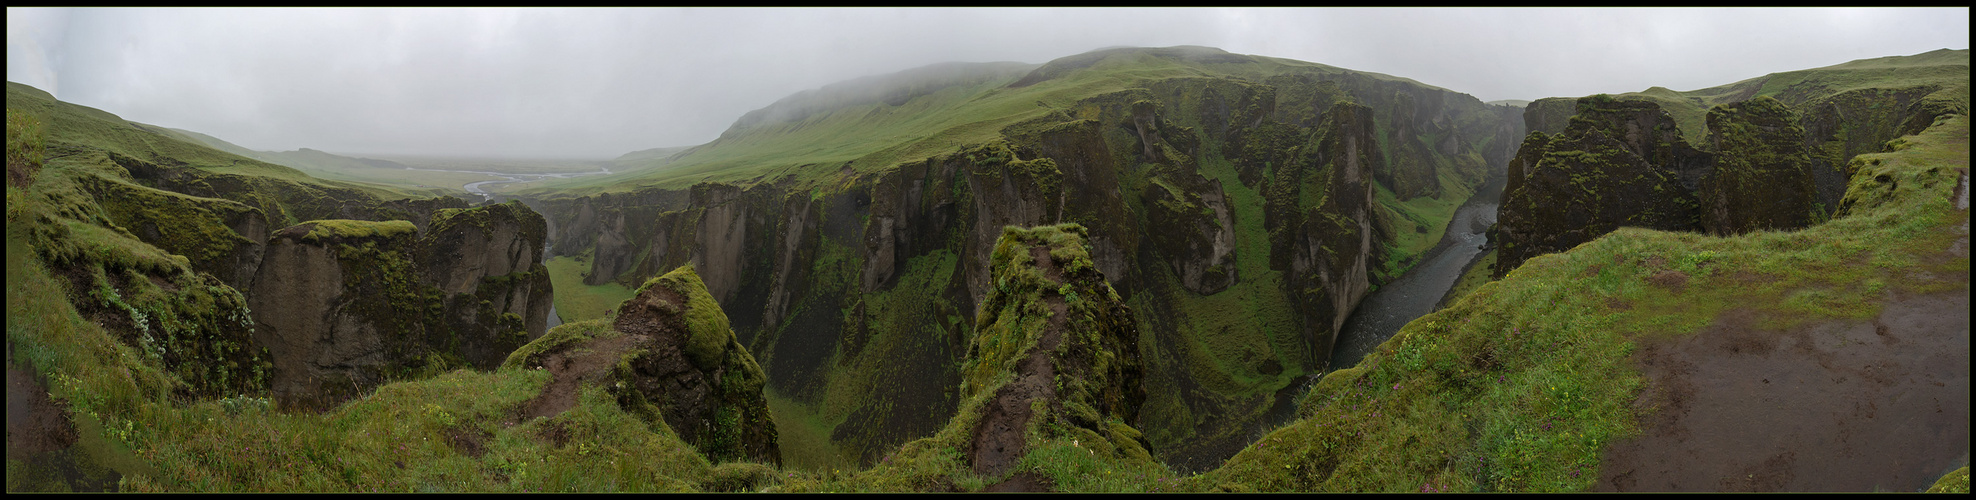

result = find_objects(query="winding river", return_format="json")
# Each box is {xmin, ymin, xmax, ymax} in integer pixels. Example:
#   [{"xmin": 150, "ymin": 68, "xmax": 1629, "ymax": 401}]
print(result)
[
  {"xmin": 1258, "ymin": 173, "xmax": 1507, "ymax": 433},
  {"xmin": 403, "ymin": 165, "xmax": 613, "ymax": 202},
  {"xmin": 1326, "ymin": 180, "xmax": 1502, "ymax": 371}
]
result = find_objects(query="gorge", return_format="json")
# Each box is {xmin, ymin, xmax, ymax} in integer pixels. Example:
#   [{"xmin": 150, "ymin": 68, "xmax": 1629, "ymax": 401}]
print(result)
[{"xmin": 5, "ymin": 44, "xmax": 1968, "ymax": 493}]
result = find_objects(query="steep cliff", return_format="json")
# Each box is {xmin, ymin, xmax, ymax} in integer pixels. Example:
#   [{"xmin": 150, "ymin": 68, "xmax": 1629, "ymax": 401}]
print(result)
[
  {"xmin": 249, "ymin": 202, "xmax": 555, "ymax": 411},
  {"xmin": 1700, "ymin": 96, "xmax": 1821, "ymax": 234},
  {"xmin": 960, "ymin": 225, "xmax": 1147, "ymax": 482},
  {"xmin": 1495, "ymin": 96, "xmax": 1707, "ymax": 277}
]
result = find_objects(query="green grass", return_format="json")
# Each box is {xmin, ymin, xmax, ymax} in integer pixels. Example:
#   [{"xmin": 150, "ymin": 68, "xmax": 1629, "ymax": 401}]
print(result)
[
  {"xmin": 542, "ymin": 252, "xmax": 635, "ymax": 324},
  {"xmin": 11, "ymin": 82, "xmax": 444, "ymax": 202},
  {"xmin": 1440, "ymin": 248, "xmax": 1498, "ymax": 308},
  {"xmin": 764, "ymin": 389, "xmax": 859, "ymax": 473},
  {"xmin": 1375, "ymin": 167, "xmax": 1476, "ymax": 279}
]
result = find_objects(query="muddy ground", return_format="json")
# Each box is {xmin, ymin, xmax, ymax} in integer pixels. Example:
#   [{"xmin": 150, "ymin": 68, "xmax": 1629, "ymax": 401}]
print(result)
[{"xmin": 1598, "ymin": 169, "xmax": 1971, "ymax": 492}]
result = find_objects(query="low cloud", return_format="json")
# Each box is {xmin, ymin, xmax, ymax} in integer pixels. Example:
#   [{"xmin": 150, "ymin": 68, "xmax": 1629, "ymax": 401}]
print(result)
[{"xmin": 6, "ymin": 7, "xmax": 1967, "ymax": 159}]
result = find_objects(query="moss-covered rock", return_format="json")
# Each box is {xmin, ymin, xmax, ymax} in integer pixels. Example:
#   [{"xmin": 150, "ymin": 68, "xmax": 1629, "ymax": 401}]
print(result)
[
  {"xmin": 1494, "ymin": 97, "xmax": 1706, "ymax": 277},
  {"xmin": 84, "ymin": 176, "xmax": 268, "ymax": 291},
  {"xmin": 1522, "ymin": 97, "xmax": 1579, "ymax": 136},
  {"xmin": 420, "ymin": 201, "xmax": 555, "ymax": 366},
  {"xmin": 607, "ymin": 266, "xmax": 779, "ymax": 465},
  {"xmin": 1700, "ymin": 96, "xmax": 1822, "ymax": 234},
  {"xmin": 960, "ymin": 223, "xmax": 1148, "ymax": 478}
]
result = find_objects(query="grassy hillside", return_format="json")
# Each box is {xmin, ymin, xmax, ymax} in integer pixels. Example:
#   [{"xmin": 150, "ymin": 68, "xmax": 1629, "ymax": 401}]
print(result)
[
  {"xmin": 5, "ymin": 82, "xmax": 460, "ymax": 208},
  {"xmin": 520, "ymin": 47, "xmax": 1461, "ymax": 197},
  {"xmin": 1197, "ymin": 112, "xmax": 1968, "ymax": 492}
]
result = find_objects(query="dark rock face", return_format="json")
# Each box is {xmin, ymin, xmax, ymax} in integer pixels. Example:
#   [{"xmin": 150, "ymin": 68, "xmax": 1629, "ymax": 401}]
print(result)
[
  {"xmin": 250, "ymin": 220, "xmax": 422, "ymax": 411},
  {"xmin": 1128, "ymin": 98, "xmax": 1239, "ymax": 296},
  {"xmin": 249, "ymin": 202, "xmax": 554, "ymax": 411},
  {"xmin": 1269, "ymin": 102, "xmax": 1384, "ymax": 353},
  {"xmin": 1494, "ymin": 86, "xmax": 1947, "ymax": 276},
  {"xmin": 1496, "ymin": 96, "xmax": 1708, "ymax": 277},
  {"xmin": 1701, "ymin": 96, "xmax": 1821, "ymax": 235},
  {"xmin": 419, "ymin": 202, "xmax": 556, "ymax": 366},
  {"xmin": 1380, "ymin": 91, "xmax": 1445, "ymax": 200}
]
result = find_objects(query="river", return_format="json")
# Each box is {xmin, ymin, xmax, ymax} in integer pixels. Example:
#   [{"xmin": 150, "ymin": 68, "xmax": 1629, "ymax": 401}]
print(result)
[
  {"xmin": 1254, "ymin": 172, "xmax": 1506, "ymax": 434},
  {"xmin": 1325, "ymin": 181, "xmax": 1501, "ymax": 371},
  {"xmin": 402, "ymin": 165, "xmax": 613, "ymax": 203}
]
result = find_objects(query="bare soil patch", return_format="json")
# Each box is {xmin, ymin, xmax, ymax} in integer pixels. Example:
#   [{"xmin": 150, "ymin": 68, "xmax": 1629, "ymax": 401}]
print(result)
[
  {"xmin": 7, "ymin": 362, "xmax": 119, "ymax": 491},
  {"xmin": 1598, "ymin": 289, "xmax": 1970, "ymax": 491},
  {"xmin": 6, "ymin": 365, "xmax": 77, "ymax": 460},
  {"xmin": 517, "ymin": 333, "xmax": 646, "ymax": 421},
  {"xmin": 1645, "ymin": 270, "xmax": 1689, "ymax": 292},
  {"xmin": 447, "ymin": 426, "xmax": 491, "ymax": 458}
]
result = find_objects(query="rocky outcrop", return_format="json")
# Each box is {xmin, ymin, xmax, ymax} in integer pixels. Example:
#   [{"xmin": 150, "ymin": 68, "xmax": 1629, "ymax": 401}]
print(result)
[
  {"xmin": 1523, "ymin": 97, "xmax": 1579, "ymax": 136},
  {"xmin": 1495, "ymin": 96, "xmax": 1708, "ymax": 277},
  {"xmin": 1380, "ymin": 91, "xmax": 1446, "ymax": 200},
  {"xmin": 1129, "ymin": 98, "xmax": 1239, "ymax": 295},
  {"xmin": 249, "ymin": 202, "xmax": 554, "ymax": 411},
  {"xmin": 506, "ymin": 266, "xmax": 780, "ymax": 466},
  {"xmin": 962, "ymin": 224, "xmax": 1147, "ymax": 480},
  {"xmin": 1270, "ymin": 102, "xmax": 1383, "ymax": 354},
  {"xmin": 419, "ymin": 202, "xmax": 556, "ymax": 366},
  {"xmin": 959, "ymin": 143, "xmax": 1069, "ymax": 308},
  {"xmin": 1700, "ymin": 96, "xmax": 1821, "ymax": 234},
  {"xmin": 1494, "ymin": 86, "xmax": 1942, "ymax": 275},
  {"xmin": 250, "ymin": 219, "xmax": 424, "ymax": 411}
]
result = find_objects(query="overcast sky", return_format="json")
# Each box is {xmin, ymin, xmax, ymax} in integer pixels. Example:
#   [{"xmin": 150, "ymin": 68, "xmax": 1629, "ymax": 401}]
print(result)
[{"xmin": 7, "ymin": 7, "xmax": 1968, "ymax": 159}]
